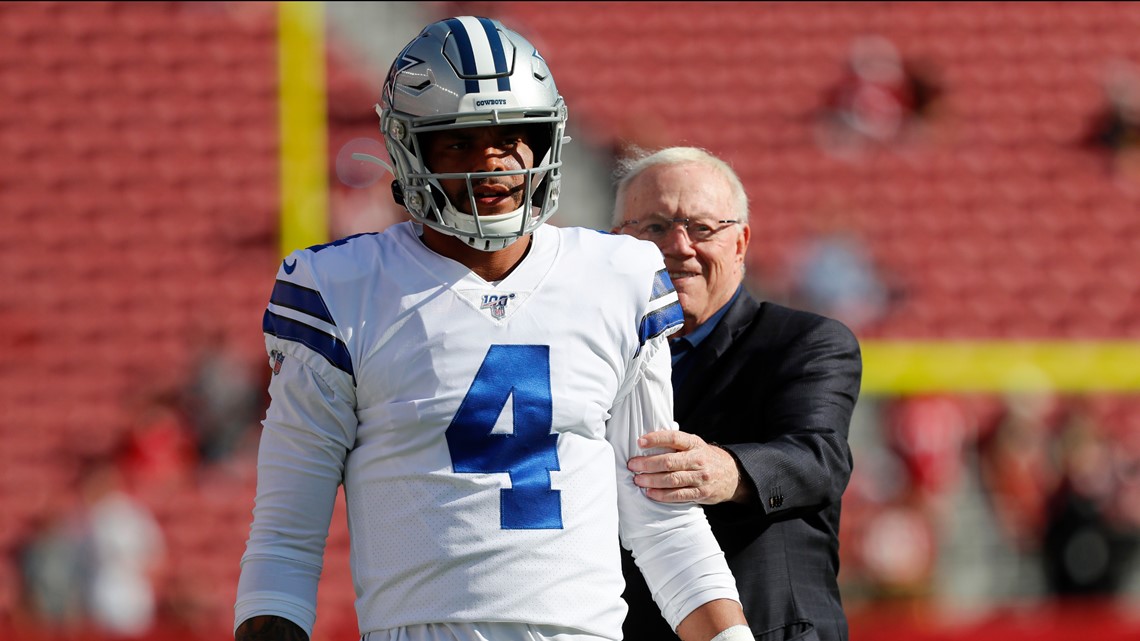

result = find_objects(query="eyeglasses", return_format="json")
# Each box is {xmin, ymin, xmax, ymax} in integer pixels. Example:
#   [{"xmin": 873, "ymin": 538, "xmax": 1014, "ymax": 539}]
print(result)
[{"xmin": 619, "ymin": 217, "xmax": 740, "ymax": 243}]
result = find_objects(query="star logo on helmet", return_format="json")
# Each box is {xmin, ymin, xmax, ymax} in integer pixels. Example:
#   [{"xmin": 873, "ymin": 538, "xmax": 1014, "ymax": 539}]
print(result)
[{"xmin": 396, "ymin": 54, "xmax": 424, "ymax": 71}]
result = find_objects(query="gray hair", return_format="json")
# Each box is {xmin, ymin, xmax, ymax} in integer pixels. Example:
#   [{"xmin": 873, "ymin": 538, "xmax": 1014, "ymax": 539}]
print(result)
[{"xmin": 611, "ymin": 146, "xmax": 749, "ymax": 228}]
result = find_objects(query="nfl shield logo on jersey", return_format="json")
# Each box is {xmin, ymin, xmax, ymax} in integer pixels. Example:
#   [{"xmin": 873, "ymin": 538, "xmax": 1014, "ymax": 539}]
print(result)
[
  {"xmin": 270, "ymin": 349, "xmax": 285, "ymax": 375},
  {"xmin": 480, "ymin": 293, "xmax": 516, "ymax": 320}
]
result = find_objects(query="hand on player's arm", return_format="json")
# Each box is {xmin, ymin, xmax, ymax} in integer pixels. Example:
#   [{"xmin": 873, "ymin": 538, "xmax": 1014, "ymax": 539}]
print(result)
[
  {"xmin": 628, "ymin": 430, "xmax": 754, "ymax": 505},
  {"xmin": 235, "ymin": 615, "xmax": 308, "ymax": 641}
]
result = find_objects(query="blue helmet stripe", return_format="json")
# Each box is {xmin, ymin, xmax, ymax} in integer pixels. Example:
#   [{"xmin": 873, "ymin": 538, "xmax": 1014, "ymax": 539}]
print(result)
[
  {"xmin": 445, "ymin": 18, "xmax": 480, "ymax": 93},
  {"xmin": 263, "ymin": 310, "xmax": 355, "ymax": 380},
  {"xmin": 639, "ymin": 301, "xmax": 683, "ymax": 345},
  {"xmin": 650, "ymin": 268, "xmax": 675, "ymax": 302},
  {"xmin": 477, "ymin": 17, "xmax": 511, "ymax": 91},
  {"xmin": 269, "ymin": 280, "xmax": 335, "ymax": 325}
]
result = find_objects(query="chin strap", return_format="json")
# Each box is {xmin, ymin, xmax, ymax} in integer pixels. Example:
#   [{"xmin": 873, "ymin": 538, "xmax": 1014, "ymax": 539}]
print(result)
[
  {"xmin": 438, "ymin": 201, "xmax": 525, "ymax": 252},
  {"xmin": 354, "ymin": 149, "xmax": 529, "ymax": 252}
]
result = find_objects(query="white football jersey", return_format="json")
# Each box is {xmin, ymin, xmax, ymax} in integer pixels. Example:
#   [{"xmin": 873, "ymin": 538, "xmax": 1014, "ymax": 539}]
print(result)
[{"xmin": 235, "ymin": 222, "xmax": 739, "ymax": 640}]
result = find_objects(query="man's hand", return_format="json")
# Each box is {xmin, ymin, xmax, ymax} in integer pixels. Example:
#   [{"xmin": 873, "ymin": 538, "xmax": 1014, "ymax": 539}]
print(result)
[{"xmin": 628, "ymin": 430, "xmax": 752, "ymax": 505}]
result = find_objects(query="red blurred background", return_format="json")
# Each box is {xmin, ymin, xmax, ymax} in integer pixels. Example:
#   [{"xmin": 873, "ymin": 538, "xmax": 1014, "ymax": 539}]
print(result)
[{"xmin": 2, "ymin": 2, "xmax": 1140, "ymax": 640}]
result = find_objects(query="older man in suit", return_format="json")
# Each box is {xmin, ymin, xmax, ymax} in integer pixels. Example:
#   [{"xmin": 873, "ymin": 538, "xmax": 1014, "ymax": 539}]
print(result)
[{"xmin": 612, "ymin": 147, "xmax": 863, "ymax": 641}]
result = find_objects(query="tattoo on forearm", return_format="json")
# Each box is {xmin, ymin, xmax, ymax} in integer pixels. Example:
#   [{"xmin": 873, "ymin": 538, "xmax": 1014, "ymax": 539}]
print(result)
[{"xmin": 235, "ymin": 615, "xmax": 308, "ymax": 641}]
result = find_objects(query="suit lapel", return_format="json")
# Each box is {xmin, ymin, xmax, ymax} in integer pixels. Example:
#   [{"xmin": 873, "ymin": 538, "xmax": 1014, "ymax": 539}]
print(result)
[{"xmin": 674, "ymin": 292, "xmax": 762, "ymax": 422}]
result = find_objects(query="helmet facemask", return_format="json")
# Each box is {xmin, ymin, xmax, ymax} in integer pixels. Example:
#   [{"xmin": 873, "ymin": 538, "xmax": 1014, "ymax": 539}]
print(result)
[{"xmin": 381, "ymin": 106, "xmax": 566, "ymax": 252}]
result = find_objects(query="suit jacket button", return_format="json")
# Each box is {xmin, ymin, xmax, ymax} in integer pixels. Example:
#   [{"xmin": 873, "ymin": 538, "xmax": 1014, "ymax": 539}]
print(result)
[{"xmin": 769, "ymin": 495, "xmax": 783, "ymax": 508}]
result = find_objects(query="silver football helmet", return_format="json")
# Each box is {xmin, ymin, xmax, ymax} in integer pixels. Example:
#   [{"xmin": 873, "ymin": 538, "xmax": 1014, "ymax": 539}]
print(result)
[{"xmin": 378, "ymin": 16, "xmax": 568, "ymax": 251}]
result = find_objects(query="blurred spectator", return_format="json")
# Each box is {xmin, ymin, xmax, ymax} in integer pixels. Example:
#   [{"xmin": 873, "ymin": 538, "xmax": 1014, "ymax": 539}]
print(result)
[
  {"xmin": 1082, "ymin": 59, "xmax": 1140, "ymax": 184},
  {"xmin": 844, "ymin": 396, "xmax": 972, "ymax": 604},
  {"xmin": 1106, "ymin": 419, "xmax": 1140, "ymax": 537},
  {"xmin": 14, "ymin": 512, "xmax": 88, "ymax": 635},
  {"xmin": 1042, "ymin": 411, "xmax": 1140, "ymax": 596},
  {"xmin": 17, "ymin": 461, "xmax": 168, "ymax": 639},
  {"xmin": 182, "ymin": 330, "xmax": 262, "ymax": 464},
  {"xmin": 787, "ymin": 230, "xmax": 888, "ymax": 333},
  {"xmin": 815, "ymin": 34, "xmax": 944, "ymax": 158},
  {"xmin": 977, "ymin": 393, "xmax": 1062, "ymax": 554},
  {"xmin": 783, "ymin": 210, "xmax": 895, "ymax": 334},
  {"xmin": 76, "ymin": 460, "xmax": 167, "ymax": 639},
  {"xmin": 885, "ymin": 396, "xmax": 972, "ymax": 505},
  {"xmin": 855, "ymin": 491, "xmax": 938, "ymax": 603},
  {"xmin": 115, "ymin": 390, "xmax": 199, "ymax": 493}
]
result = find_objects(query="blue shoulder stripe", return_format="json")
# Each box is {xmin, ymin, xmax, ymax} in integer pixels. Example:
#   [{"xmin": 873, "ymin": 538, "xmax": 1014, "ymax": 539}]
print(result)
[
  {"xmin": 650, "ymin": 269, "xmax": 675, "ymax": 301},
  {"xmin": 269, "ymin": 280, "xmax": 335, "ymax": 325},
  {"xmin": 639, "ymin": 300, "xmax": 683, "ymax": 345},
  {"xmin": 262, "ymin": 310, "xmax": 355, "ymax": 380}
]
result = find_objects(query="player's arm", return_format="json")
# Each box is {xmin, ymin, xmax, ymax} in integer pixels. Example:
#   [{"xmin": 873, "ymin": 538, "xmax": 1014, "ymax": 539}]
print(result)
[
  {"xmin": 676, "ymin": 603, "xmax": 751, "ymax": 641},
  {"xmin": 611, "ymin": 336, "xmax": 748, "ymax": 641},
  {"xmin": 606, "ymin": 262, "xmax": 749, "ymax": 639},
  {"xmin": 235, "ymin": 257, "xmax": 360, "ymax": 639},
  {"xmin": 234, "ymin": 346, "xmax": 357, "ymax": 639}
]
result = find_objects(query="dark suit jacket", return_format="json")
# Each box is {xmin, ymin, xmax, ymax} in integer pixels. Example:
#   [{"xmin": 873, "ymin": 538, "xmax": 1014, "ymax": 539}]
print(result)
[{"xmin": 621, "ymin": 292, "xmax": 862, "ymax": 641}]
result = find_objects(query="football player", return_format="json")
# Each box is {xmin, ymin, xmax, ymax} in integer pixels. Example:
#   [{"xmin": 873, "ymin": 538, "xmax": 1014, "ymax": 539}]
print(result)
[{"xmin": 234, "ymin": 16, "xmax": 750, "ymax": 641}]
